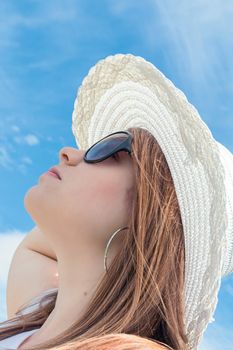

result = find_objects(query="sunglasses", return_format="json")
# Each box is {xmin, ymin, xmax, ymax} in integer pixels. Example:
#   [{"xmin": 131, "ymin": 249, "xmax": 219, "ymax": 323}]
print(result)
[{"xmin": 84, "ymin": 131, "xmax": 133, "ymax": 163}]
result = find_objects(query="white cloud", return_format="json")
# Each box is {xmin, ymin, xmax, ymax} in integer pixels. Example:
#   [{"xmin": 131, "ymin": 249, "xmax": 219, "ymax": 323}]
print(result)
[
  {"xmin": 108, "ymin": 0, "xmax": 233, "ymax": 121},
  {"xmin": 11, "ymin": 125, "xmax": 20, "ymax": 133},
  {"xmin": 17, "ymin": 156, "xmax": 33, "ymax": 174},
  {"xmin": 109, "ymin": 0, "xmax": 141, "ymax": 15},
  {"xmin": 13, "ymin": 134, "xmax": 40, "ymax": 146},
  {"xmin": 0, "ymin": 1, "xmax": 79, "ymax": 34},
  {"xmin": 148, "ymin": 0, "xmax": 233, "ymax": 89},
  {"xmin": 21, "ymin": 156, "xmax": 33, "ymax": 164},
  {"xmin": 0, "ymin": 1, "xmax": 82, "ymax": 55},
  {"xmin": 24, "ymin": 134, "xmax": 39, "ymax": 146},
  {"xmin": 0, "ymin": 146, "xmax": 13, "ymax": 169}
]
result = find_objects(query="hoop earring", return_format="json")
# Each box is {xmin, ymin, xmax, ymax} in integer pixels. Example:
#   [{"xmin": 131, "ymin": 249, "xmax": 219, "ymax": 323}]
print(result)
[{"xmin": 104, "ymin": 226, "xmax": 129, "ymax": 273}]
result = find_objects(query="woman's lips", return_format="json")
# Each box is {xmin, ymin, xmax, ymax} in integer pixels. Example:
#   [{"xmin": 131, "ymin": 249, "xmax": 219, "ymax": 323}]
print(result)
[
  {"xmin": 46, "ymin": 171, "xmax": 61, "ymax": 180},
  {"xmin": 48, "ymin": 167, "xmax": 62, "ymax": 180}
]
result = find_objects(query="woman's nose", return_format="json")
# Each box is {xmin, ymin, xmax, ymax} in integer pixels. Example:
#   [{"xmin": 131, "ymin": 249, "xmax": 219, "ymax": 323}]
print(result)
[{"xmin": 59, "ymin": 147, "xmax": 84, "ymax": 165}]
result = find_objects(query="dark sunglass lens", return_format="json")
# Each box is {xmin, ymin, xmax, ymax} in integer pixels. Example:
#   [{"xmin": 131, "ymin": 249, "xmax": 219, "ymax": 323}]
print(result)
[{"xmin": 86, "ymin": 133, "xmax": 128, "ymax": 161}]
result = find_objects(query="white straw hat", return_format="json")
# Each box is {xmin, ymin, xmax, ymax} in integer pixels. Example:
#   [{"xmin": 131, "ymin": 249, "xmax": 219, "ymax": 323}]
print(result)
[{"xmin": 71, "ymin": 53, "xmax": 233, "ymax": 349}]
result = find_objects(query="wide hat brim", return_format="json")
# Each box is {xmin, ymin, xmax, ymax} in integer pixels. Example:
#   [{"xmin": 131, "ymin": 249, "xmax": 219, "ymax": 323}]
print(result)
[{"xmin": 71, "ymin": 54, "xmax": 229, "ymax": 349}]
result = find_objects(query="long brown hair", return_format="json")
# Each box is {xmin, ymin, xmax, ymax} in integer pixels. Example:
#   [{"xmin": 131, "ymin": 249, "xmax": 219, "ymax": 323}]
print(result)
[
  {"xmin": 0, "ymin": 127, "xmax": 188, "ymax": 349},
  {"xmin": 40, "ymin": 333, "xmax": 174, "ymax": 349}
]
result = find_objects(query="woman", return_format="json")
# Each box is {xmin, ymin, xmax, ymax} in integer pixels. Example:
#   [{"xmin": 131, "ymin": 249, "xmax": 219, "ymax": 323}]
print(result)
[{"xmin": 0, "ymin": 53, "xmax": 232, "ymax": 350}]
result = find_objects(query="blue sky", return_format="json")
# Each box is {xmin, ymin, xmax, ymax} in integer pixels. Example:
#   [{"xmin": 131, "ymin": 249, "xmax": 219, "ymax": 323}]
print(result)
[{"xmin": 0, "ymin": 0, "xmax": 232, "ymax": 348}]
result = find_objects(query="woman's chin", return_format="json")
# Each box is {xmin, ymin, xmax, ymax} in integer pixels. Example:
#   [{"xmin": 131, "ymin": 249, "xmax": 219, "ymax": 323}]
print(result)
[{"xmin": 24, "ymin": 185, "xmax": 45, "ymax": 220}]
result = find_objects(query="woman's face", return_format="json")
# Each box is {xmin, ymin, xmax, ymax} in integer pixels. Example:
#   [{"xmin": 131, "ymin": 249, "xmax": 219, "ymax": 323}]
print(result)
[{"xmin": 24, "ymin": 140, "xmax": 135, "ymax": 255}]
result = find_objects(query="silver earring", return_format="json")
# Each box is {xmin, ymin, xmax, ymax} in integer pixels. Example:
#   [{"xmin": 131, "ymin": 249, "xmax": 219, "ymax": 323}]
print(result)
[{"xmin": 104, "ymin": 226, "xmax": 129, "ymax": 273}]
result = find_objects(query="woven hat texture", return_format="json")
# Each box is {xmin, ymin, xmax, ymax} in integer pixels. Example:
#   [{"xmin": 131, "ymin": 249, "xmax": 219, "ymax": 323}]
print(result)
[{"xmin": 71, "ymin": 53, "xmax": 232, "ymax": 349}]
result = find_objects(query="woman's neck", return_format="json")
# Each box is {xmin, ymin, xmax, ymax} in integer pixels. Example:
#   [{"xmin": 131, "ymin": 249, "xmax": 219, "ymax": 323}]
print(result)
[{"xmin": 19, "ymin": 249, "xmax": 106, "ymax": 349}]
